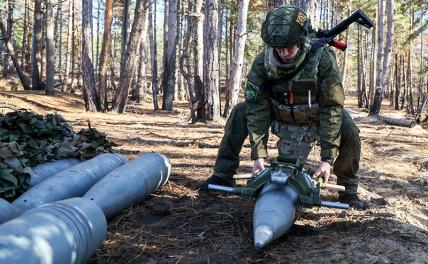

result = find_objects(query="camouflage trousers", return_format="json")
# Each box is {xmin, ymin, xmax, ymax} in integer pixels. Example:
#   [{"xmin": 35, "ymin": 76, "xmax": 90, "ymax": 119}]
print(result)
[{"xmin": 213, "ymin": 102, "xmax": 361, "ymax": 194}]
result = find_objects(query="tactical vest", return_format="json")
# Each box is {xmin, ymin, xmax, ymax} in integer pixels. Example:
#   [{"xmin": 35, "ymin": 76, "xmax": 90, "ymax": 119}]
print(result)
[{"xmin": 266, "ymin": 45, "xmax": 325, "ymax": 126}]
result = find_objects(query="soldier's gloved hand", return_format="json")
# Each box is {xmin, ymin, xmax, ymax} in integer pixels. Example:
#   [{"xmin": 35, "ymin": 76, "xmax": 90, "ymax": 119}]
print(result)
[
  {"xmin": 312, "ymin": 161, "xmax": 331, "ymax": 183},
  {"xmin": 252, "ymin": 158, "xmax": 265, "ymax": 175}
]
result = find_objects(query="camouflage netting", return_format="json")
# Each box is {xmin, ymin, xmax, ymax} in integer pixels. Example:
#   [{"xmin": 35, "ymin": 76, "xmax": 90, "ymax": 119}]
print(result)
[{"xmin": 0, "ymin": 110, "xmax": 114, "ymax": 200}]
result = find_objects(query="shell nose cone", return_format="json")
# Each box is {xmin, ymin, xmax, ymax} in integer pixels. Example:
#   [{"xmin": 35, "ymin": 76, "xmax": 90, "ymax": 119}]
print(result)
[{"xmin": 254, "ymin": 225, "xmax": 274, "ymax": 249}]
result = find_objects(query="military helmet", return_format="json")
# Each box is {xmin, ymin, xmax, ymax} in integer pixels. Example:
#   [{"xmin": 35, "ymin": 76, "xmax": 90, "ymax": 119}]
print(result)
[{"xmin": 261, "ymin": 5, "xmax": 310, "ymax": 47}]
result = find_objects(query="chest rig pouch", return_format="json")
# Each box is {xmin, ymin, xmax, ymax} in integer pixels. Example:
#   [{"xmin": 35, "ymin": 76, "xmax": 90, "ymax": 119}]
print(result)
[{"xmin": 267, "ymin": 46, "xmax": 325, "ymax": 126}]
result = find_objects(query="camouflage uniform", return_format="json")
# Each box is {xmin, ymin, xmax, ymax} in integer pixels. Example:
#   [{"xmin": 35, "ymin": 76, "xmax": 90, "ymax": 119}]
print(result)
[
  {"xmin": 213, "ymin": 41, "xmax": 361, "ymax": 195},
  {"xmin": 210, "ymin": 4, "xmax": 361, "ymax": 196}
]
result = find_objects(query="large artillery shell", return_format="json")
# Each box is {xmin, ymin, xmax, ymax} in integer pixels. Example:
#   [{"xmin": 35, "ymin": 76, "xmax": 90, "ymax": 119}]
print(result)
[
  {"xmin": 0, "ymin": 198, "xmax": 19, "ymax": 224},
  {"xmin": 253, "ymin": 183, "xmax": 299, "ymax": 249},
  {"xmin": 0, "ymin": 197, "xmax": 106, "ymax": 264},
  {"xmin": 12, "ymin": 153, "xmax": 128, "ymax": 213},
  {"xmin": 84, "ymin": 152, "xmax": 171, "ymax": 218},
  {"xmin": 29, "ymin": 158, "xmax": 81, "ymax": 187}
]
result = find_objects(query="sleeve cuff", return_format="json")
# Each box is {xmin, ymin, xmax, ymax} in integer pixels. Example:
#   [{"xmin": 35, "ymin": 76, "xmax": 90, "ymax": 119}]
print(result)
[
  {"xmin": 320, "ymin": 148, "xmax": 337, "ymax": 161},
  {"xmin": 251, "ymin": 147, "xmax": 268, "ymax": 160}
]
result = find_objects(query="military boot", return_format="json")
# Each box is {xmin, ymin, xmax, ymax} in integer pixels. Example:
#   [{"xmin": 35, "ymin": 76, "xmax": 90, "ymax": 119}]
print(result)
[
  {"xmin": 339, "ymin": 192, "xmax": 367, "ymax": 210},
  {"xmin": 198, "ymin": 175, "xmax": 234, "ymax": 191}
]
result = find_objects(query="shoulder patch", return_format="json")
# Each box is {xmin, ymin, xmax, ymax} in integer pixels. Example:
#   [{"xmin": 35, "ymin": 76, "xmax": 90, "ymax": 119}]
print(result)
[{"xmin": 244, "ymin": 81, "xmax": 260, "ymax": 101}]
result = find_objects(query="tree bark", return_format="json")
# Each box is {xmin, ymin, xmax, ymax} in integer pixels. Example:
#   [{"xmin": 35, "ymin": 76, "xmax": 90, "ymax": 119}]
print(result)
[
  {"xmin": 113, "ymin": 0, "xmax": 148, "ymax": 113},
  {"xmin": 45, "ymin": 0, "xmax": 55, "ymax": 95},
  {"xmin": 70, "ymin": 0, "xmax": 77, "ymax": 93},
  {"xmin": 382, "ymin": 0, "xmax": 394, "ymax": 98},
  {"xmin": 64, "ymin": 0, "xmax": 73, "ymax": 91},
  {"xmin": 21, "ymin": 0, "xmax": 29, "ymax": 69},
  {"xmin": 407, "ymin": 50, "xmax": 414, "ymax": 114},
  {"xmin": 31, "ymin": 0, "xmax": 43, "ymax": 90},
  {"xmin": 148, "ymin": 1, "xmax": 159, "ymax": 110},
  {"xmin": 357, "ymin": 27, "xmax": 362, "ymax": 108},
  {"xmin": 370, "ymin": 0, "xmax": 385, "ymax": 115},
  {"xmin": 120, "ymin": 0, "xmax": 131, "ymax": 74},
  {"xmin": 340, "ymin": 4, "xmax": 350, "ymax": 87},
  {"xmin": 95, "ymin": 0, "xmax": 101, "ymax": 73},
  {"xmin": 98, "ymin": 0, "xmax": 113, "ymax": 111},
  {"xmin": 2, "ymin": 0, "xmax": 14, "ymax": 77},
  {"xmin": 176, "ymin": 0, "xmax": 185, "ymax": 101},
  {"xmin": 0, "ymin": 20, "xmax": 31, "ymax": 90},
  {"xmin": 82, "ymin": 0, "xmax": 101, "ymax": 111},
  {"xmin": 394, "ymin": 53, "xmax": 400, "ymax": 110},
  {"xmin": 223, "ymin": 0, "xmax": 250, "ymax": 117},
  {"xmin": 193, "ymin": 0, "xmax": 204, "ymax": 118},
  {"xmin": 162, "ymin": 0, "xmax": 178, "ymax": 110},
  {"xmin": 180, "ymin": 0, "xmax": 196, "ymax": 121},
  {"xmin": 376, "ymin": 115, "xmax": 416, "ymax": 128},
  {"xmin": 202, "ymin": 0, "xmax": 221, "ymax": 120},
  {"xmin": 57, "ymin": 2, "xmax": 64, "ymax": 83},
  {"xmin": 133, "ymin": 14, "xmax": 149, "ymax": 103},
  {"xmin": 400, "ymin": 54, "xmax": 406, "ymax": 110},
  {"xmin": 41, "ymin": 8, "xmax": 48, "ymax": 83}
]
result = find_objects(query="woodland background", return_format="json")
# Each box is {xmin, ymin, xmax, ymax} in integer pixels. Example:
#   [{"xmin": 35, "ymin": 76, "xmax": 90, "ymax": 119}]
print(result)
[
  {"xmin": 0, "ymin": 0, "xmax": 427, "ymax": 122},
  {"xmin": 1, "ymin": 1, "xmax": 428, "ymax": 263}
]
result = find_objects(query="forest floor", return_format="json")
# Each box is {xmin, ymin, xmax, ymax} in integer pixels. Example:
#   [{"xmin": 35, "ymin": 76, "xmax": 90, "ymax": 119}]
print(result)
[{"xmin": 1, "ymin": 79, "xmax": 428, "ymax": 264}]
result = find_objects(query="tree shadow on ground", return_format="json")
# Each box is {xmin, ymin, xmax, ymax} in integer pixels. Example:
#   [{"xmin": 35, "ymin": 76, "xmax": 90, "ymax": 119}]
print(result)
[{"xmin": 89, "ymin": 186, "xmax": 428, "ymax": 264}]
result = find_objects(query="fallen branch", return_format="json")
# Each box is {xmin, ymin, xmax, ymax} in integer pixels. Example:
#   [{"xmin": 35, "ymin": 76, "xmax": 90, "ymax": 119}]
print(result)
[{"xmin": 376, "ymin": 115, "xmax": 416, "ymax": 128}]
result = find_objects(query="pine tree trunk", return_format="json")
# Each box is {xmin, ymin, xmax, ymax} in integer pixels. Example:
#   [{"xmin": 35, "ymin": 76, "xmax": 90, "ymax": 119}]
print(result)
[
  {"xmin": 134, "ymin": 15, "xmax": 149, "ymax": 103},
  {"xmin": 217, "ymin": 0, "xmax": 222, "ymax": 107},
  {"xmin": 98, "ymin": 0, "xmax": 113, "ymax": 111},
  {"xmin": 179, "ymin": 0, "xmax": 196, "ymax": 121},
  {"xmin": 202, "ymin": 0, "xmax": 221, "ymax": 120},
  {"xmin": 148, "ymin": 1, "xmax": 159, "ymax": 110},
  {"xmin": 95, "ymin": 0, "xmax": 101, "ymax": 73},
  {"xmin": 64, "ymin": 0, "xmax": 73, "ymax": 91},
  {"xmin": 162, "ymin": 0, "xmax": 178, "ymax": 110},
  {"xmin": 71, "ymin": 0, "xmax": 77, "ymax": 92},
  {"xmin": 368, "ymin": 19, "xmax": 376, "ymax": 110},
  {"xmin": 22, "ymin": 0, "xmax": 29, "ymax": 69},
  {"xmin": 0, "ymin": 20, "xmax": 31, "ymax": 90},
  {"xmin": 82, "ymin": 0, "xmax": 101, "ymax": 111},
  {"xmin": 45, "ymin": 0, "xmax": 55, "ymax": 95},
  {"xmin": 224, "ymin": 8, "xmax": 229, "ymax": 84},
  {"xmin": 417, "ymin": 18, "xmax": 424, "ymax": 110},
  {"xmin": 407, "ymin": 50, "xmax": 414, "ymax": 114},
  {"xmin": 228, "ymin": 18, "xmax": 234, "ymax": 77},
  {"xmin": 223, "ymin": 0, "xmax": 249, "ymax": 117},
  {"xmin": 407, "ymin": 7, "xmax": 414, "ymax": 114},
  {"xmin": 57, "ymin": 2, "xmax": 64, "ymax": 83},
  {"xmin": 2, "ymin": 0, "xmax": 14, "ymax": 77},
  {"xmin": 341, "ymin": 4, "xmax": 350, "ymax": 87},
  {"xmin": 394, "ymin": 53, "xmax": 400, "ymax": 110},
  {"xmin": 382, "ymin": 0, "xmax": 394, "ymax": 98},
  {"xmin": 193, "ymin": 0, "xmax": 204, "ymax": 118},
  {"xmin": 120, "ymin": 0, "xmax": 131, "ymax": 72},
  {"xmin": 161, "ymin": 0, "xmax": 169, "ymax": 98},
  {"xmin": 177, "ymin": 0, "xmax": 185, "ymax": 101},
  {"xmin": 370, "ymin": 0, "xmax": 384, "ymax": 115},
  {"xmin": 31, "ymin": 0, "xmax": 43, "ymax": 90},
  {"xmin": 41, "ymin": 8, "xmax": 48, "ymax": 84},
  {"xmin": 400, "ymin": 54, "xmax": 406, "ymax": 110},
  {"xmin": 357, "ymin": 27, "xmax": 363, "ymax": 108},
  {"xmin": 113, "ymin": 0, "xmax": 148, "ymax": 113}
]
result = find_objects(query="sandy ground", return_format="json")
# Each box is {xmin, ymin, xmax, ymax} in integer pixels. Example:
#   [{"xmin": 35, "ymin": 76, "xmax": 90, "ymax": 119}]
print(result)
[{"xmin": 0, "ymin": 84, "xmax": 427, "ymax": 264}]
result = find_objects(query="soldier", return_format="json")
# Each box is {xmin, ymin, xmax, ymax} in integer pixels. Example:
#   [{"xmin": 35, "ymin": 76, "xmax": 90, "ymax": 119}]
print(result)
[{"xmin": 200, "ymin": 5, "xmax": 366, "ymax": 209}]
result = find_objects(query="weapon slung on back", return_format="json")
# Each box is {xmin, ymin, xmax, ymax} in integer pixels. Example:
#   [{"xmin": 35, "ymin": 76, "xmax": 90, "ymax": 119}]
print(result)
[{"xmin": 314, "ymin": 9, "xmax": 374, "ymax": 51}]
